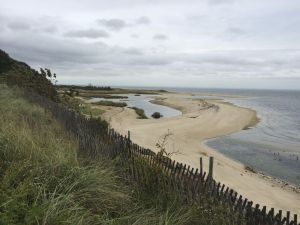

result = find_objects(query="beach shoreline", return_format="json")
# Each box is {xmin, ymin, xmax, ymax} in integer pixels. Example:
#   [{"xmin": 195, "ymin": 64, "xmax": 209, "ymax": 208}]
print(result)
[{"xmin": 89, "ymin": 91, "xmax": 300, "ymax": 215}]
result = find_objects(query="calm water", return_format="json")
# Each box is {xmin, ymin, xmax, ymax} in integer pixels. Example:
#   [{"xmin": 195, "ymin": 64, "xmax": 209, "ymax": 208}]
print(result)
[
  {"xmin": 175, "ymin": 88, "xmax": 300, "ymax": 186},
  {"xmin": 90, "ymin": 94, "xmax": 181, "ymax": 118}
]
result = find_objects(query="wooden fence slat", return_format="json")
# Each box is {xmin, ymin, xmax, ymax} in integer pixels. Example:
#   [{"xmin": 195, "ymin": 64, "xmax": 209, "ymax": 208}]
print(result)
[{"xmin": 200, "ymin": 157, "xmax": 203, "ymax": 176}]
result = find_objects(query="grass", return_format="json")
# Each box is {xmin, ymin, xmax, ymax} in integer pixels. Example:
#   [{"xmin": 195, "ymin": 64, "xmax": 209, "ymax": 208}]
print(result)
[
  {"xmin": 0, "ymin": 74, "xmax": 6, "ymax": 84},
  {"xmin": 0, "ymin": 85, "xmax": 191, "ymax": 225},
  {"xmin": 91, "ymin": 100, "xmax": 127, "ymax": 107},
  {"xmin": 59, "ymin": 93, "xmax": 106, "ymax": 118},
  {"xmin": 79, "ymin": 104, "xmax": 105, "ymax": 117},
  {"xmin": 0, "ymin": 84, "xmax": 243, "ymax": 225},
  {"xmin": 129, "ymin": 107, "xmax": 148, "ymax": 119}
]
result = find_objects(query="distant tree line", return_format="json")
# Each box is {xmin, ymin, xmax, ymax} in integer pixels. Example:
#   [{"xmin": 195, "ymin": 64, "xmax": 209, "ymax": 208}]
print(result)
[{"xmin": 57, "ymin": 84, "xmax": 112, "ymax": 91}]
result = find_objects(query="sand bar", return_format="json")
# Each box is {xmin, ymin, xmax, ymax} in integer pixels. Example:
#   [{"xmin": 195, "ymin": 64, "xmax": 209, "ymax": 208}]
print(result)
[{"xmin": 92, "ymin": 92, "xmax": 300, "ymax": 215}]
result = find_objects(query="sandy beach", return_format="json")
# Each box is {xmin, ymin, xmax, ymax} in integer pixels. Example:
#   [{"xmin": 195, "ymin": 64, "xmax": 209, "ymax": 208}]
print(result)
[{"xmin": 92, "ymin": 92, "xmax": 300, "ymax": 215}]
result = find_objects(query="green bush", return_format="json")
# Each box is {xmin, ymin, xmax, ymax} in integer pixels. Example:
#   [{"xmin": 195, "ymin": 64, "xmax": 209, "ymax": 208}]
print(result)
[{"xmin": 151, "ymin": 112, "xmax": 163, "ymax": 119}]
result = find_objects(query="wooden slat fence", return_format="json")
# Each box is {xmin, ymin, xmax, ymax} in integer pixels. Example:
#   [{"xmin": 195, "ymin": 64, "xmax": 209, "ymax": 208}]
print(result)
[{"xmin": 25, "ymin": 92, "xmax": 299, "ymax": 225}]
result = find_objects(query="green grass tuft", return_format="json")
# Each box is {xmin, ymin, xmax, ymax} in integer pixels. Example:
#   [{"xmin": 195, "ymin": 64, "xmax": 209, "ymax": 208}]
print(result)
[
  {"xmin": 91, "ymin": 100, "xmax": 127, "ymax": 107},
  {"xmin": 129, "ymin": 107, "xmax": 148, "ymax": 119}
]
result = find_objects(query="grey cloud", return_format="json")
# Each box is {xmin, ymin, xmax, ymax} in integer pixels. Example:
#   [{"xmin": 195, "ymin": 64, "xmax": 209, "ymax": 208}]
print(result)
[
  {"xmin": 122, "ymin": 47, "xmax": 143, "ymax": 55},
  {"xmin": 1, "ymin": 13, "xmax": 300, "ymax": 85},
  {"xmin": 65, "ymin": 29, "xmax": 110, "ymax": 38},
  {"xmin": 136, "ymin": 16, "xmax": 150, "ymax": 25},
  {"xmin": 131, "ymin": 34, "xmax": 139, "ymax": 38},
  {"xmin": 208, "ymin": 0, "xmax": 236, "ymax": 5},
  {"xmin": 128, "ymin": 55, "xmax": 172, "ymax": 66},
  {"xmin": 97, "ymin": 18, "xmax": 128, "ymax": 31},
  {"xmin": 153, "ymin": 34, "xmax": 168, "ymax": 40},
  {"xmin": 1, "ymin": 0, "xmax": 299, "ymax": 89},
  {"xmin": 227, "ymin": 27, "xmax": 245, "ymax": 35},
  {"xmin": 3, "ymin": 30, "xmax": 299, "ymax": 75},
  {"xmin": 7, "ymin": 21, "xmax": 31, "ymax": 30},
  {"xmin": 217, "ymin": 27, "xmax": 247, "ymax": 41},
  {"xmin": 42, "ymin": 25, "xmax": 57, "ymax": 33},
  {"xmin": 97, "ymin": 17, "xmax": 150, "ymax": 31}
]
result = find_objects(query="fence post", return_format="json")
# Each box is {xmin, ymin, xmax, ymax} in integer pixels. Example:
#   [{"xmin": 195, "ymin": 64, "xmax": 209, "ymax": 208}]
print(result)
[
  {"xmin": 209, "ymin": 157, "xmax": 214, "ymax": 181},
  {"xmin": 287, "ymin": 211, "xmax": 290, "ymax": 225},
  {"xmin": 200, "ymin": 157, "xmax": 203, "ymax": 176}
]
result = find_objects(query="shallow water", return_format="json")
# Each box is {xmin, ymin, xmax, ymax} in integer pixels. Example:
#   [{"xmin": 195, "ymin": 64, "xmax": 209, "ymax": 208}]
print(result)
[
  {"xmin": 188, "ymin": 89, "xmax": 300, "ymax": 186},
  {"xmin": 90, "ymin": 94, "xmax": 181, "ymax": 118}
]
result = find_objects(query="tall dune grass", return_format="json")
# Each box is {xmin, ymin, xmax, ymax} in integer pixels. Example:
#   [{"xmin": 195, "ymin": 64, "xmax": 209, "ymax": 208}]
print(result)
[
  {"xmin": 0, "ymin": 84, "xmax": 239, "ymax": 225},
  {"xmin": 0, "ymin": 85, "xmax": 194, "ymax": 225}
]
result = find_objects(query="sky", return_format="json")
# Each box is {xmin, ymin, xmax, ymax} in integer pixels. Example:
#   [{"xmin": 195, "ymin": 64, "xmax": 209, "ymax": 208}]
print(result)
[{"xmin": 0, "ymin": 0, "xmax": 300, "ymax": 89}]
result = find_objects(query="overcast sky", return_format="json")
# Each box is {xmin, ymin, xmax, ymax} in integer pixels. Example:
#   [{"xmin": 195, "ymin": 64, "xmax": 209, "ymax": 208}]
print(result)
[{"xmin": 1, "ymin": 0, "xmax": 300, "ymax": 89}]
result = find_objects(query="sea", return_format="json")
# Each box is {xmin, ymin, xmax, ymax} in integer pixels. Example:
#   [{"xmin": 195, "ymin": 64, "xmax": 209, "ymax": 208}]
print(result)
[{"xmin": 117, "ymin": 86, "xmax": 300, "ymax": 186}]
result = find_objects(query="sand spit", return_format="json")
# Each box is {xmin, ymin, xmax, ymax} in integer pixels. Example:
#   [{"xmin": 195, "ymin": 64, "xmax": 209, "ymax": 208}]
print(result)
[{"xmin": 92, "ymin": 92, "xmax": 300, "ymax": 215}]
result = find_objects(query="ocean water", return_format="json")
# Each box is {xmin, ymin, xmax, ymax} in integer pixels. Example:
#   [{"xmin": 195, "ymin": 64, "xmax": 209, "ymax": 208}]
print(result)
[{"xmin": 170, "ymin": 88, "xmax": 300, "ymax": 186}]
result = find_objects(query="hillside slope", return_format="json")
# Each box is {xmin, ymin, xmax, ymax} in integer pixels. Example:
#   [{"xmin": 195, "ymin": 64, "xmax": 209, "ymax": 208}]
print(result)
[
  {"xmin": 0, "ymin": 84, "xmax": 198, "ymax": 225},
  {"xmin": 0, "ymin": 50, "xmax": 246, "ymax": 225},
  {"xmin": 0, "ymin": 49, "xmax": 58, "ymax": 101}
]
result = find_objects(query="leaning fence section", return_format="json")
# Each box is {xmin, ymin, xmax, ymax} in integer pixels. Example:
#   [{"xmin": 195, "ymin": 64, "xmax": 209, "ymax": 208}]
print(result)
[{"xmin": 25, "ymin": 92, "xmax": 299, "ymax": 225}]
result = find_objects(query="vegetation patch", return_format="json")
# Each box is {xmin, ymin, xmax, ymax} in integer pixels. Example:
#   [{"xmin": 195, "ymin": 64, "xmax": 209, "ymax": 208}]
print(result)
[
  {"xmin": 245, "ymin": 165, "xmax": 257, "ymax": 173},
  {"xmin": 79, "ymin": 104, "xmax": 105, "ymax": 117},
  {"xmin": 92, "ymin": 100, "xmax": 127, "ymax": 107},
  {"xmin": 0, "ymin": 50, "xmax": 59, "ymax": 101},
  {"xmin": 152, "ymin": 112, "xmax": 163, "ymax": 119},
  {"xmin": 56, "ymin": 84, "xmax": 168, "ymax": 96},
  {"xmin": 57, "ymin": 84, "xmax": 112, "ymax": 91},
  {"xmin": 129, "ymin": 107, "xmax": 148, "ymax": 119}
]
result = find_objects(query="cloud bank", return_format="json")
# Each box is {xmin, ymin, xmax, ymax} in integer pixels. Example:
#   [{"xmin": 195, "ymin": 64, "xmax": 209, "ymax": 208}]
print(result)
[{"xmin": 0, "ymin": 0, "xmax": 300, "ymax": 89}]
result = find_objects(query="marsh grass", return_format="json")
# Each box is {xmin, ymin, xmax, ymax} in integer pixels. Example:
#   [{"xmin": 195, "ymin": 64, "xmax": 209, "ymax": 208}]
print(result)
[
  {"xmin": 129, "ymin": 107, "xmax": 148, "ymax": 119},
  {"xmin": 91, "ymin": 100, "xmax": 127, "ymax": 107}
]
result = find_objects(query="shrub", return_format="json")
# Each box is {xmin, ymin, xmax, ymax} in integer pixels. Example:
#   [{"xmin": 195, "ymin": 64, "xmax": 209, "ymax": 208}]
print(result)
[{"xmin": 151, "ymin": 112, "xmax": 163, "ymax": 119}]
